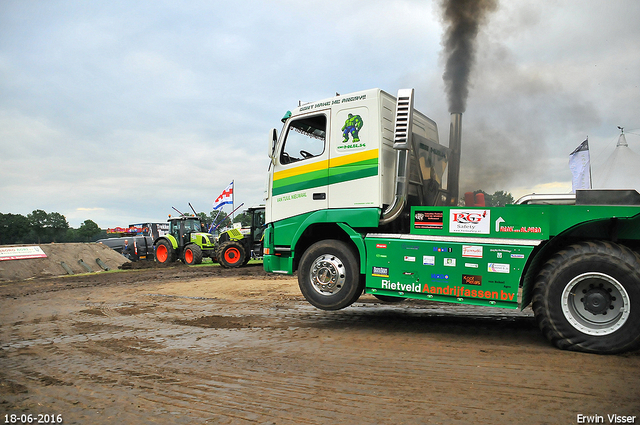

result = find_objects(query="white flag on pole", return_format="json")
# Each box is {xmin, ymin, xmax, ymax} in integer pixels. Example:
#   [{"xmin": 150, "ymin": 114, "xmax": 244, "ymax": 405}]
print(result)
[{"xmin": 569, "ymin": 139, "xmax": 591, "ymax": 193}]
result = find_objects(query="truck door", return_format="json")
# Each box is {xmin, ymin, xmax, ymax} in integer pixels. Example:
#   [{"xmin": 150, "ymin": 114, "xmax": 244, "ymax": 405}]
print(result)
[
  {"xmin": 269, "ymin": 111, "xmax": 330, "ymax": 222},
  {"xmin": 328, "ymin": 106, "xmax": 379, "ymax": 209}
]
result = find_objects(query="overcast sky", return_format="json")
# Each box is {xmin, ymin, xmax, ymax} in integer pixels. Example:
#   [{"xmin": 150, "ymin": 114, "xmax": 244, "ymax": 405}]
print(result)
[{"xmin": 1, "ymin": 0, "xmax": 639, "ymax": 228}]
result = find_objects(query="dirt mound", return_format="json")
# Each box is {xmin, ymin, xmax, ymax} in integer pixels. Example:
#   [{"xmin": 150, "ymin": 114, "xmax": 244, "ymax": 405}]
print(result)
[{"xmin": 0, "ymin": 243, "xmax": 129, "ymax": 282}]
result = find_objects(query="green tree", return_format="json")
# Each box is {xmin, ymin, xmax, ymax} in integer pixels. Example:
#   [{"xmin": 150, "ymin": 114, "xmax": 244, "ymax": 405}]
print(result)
[
  {"xmin": 491, "ymin": 190, "xmax": 515, "ymax": 207},
  {"xmin": 47, "ymin": 212, "xmax": 69, "ymax": 242},
  {"xmin": 209, "ymin": 210, "xmax": 230, "ymax": 230},
  {"xmin": 77, "ymin": 219, "xmax": 101, "ymax": 241},
  {"xmin": 28, "ymin": 209, "xmax": 49, "ymax": 243},
  {"xmin": 0, "ymin": 213, "xmax": 31, "ymax": 245},
  {"xmin": 233, "ymin": 211, "xmax": 251, "ymax": 227}
]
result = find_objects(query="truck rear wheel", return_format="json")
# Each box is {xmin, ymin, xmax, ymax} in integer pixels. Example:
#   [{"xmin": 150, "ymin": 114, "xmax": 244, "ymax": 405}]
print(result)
[
  {"xmin": 218, "ymin": 241, "xmax": 246, "ymax": 268},
  {"xmin": 183, "ymin": 244, "xmax": 203, "ymax": 265},
  {"xmin": 298, "ymin": 240, "xmax": 363, "ymax": 311},
  {"xmin": 155, "ymin": 239, "xmax": 176, "ymax": 264},
  {"xmin": 532, "ymin": 241, "xmax": 640, "ymax": 354}
]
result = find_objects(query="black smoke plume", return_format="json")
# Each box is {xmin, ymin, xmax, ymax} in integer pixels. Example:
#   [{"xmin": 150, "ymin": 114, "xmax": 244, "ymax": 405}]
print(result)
[{"xmin": 441, "ymin": 0, "xmax": 498, "ymax": 113}]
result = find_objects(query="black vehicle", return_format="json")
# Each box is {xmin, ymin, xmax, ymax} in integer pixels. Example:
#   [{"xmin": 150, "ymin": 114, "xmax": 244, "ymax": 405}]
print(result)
[{"xmin": 97, "ymin": 236, "xmax": 155, "ymax": 261}]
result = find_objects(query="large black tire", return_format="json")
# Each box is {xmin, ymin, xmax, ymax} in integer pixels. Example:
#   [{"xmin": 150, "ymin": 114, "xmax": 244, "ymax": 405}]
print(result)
[
  {"xmin": 298, "ymin": 240, "xmax": 363, "ymax": 311},
  {"xmin": 218, "ymin": 241, "xmax": 246, "ymax": 268},
  {"xmin": 154, "ymin": 239, "xmax": 177, "ymax": 264},
  {"xmin": 183, "ymin": 244, "xmax": 203, "ymax": 265},
  {"xmin": 532, "ymin": 241, "xmax": 640, "ymax": 354}
]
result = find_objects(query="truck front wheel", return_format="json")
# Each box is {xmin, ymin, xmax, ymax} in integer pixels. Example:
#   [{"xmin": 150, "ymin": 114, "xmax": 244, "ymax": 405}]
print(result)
[
  {"xmin": 532, "ymin": 241, "xmax": 640, "ymax": 354},
  {"xmin": 298, "ymin": 240, "xmax": 363, "ymax": 311}
]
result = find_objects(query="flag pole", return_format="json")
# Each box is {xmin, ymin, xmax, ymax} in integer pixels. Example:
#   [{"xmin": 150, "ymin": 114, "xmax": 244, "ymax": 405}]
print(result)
[{"xmin": 587, "ymin": 136, "xmax": 593, "ymax": 189}]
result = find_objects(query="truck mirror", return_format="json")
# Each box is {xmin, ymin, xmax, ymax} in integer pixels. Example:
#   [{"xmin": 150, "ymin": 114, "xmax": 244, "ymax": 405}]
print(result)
[{"xmin": 268, "ymin": 128, "xmax": 278, "ymax": 161}]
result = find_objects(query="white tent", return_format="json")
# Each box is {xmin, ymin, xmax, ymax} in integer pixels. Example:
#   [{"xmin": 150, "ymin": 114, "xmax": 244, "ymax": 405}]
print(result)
[{"xmin": 593, "ymin": 132, "xmax": 640, "ymax": 191}]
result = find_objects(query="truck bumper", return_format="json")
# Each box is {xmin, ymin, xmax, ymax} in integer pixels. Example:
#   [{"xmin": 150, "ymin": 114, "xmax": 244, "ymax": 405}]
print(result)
[{"xmin": 263, "ymin": 254, "xmax": 293, "ymax": 275}]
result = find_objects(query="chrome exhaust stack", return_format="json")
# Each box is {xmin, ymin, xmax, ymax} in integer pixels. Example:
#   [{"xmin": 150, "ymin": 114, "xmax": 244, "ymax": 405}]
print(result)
[{"xmin": 380, "ymin": 89, "xmax": 414, "ymax": 225}]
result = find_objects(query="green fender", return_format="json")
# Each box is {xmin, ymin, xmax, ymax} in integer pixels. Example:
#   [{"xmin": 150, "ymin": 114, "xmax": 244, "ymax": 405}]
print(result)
[
  {"xmin": 286, "ymin": 208, "xmax": 378, "ymax": 274},
  {"xmin": 337, "ymin": 223, "xmax": 367, "ymax": 274},
  {"xmin": 156, "ymin": 235, "xmax": 178, "ymax": 250}
]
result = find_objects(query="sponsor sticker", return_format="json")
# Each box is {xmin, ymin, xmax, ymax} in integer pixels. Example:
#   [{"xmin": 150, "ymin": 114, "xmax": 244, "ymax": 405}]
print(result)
[
  {"xmin": 433, "ymin": 246, "xmax": 453, "ymax": 252},
  {"xmin": 450, "ymin": 209, "xmax": 491, "ymax": 234},
  {"xmin": 444, "ymin": 258, "xmax": 456, "ymax": 267},
  {"xmin": 511, "ymin": 254, "xmax": 525, "ymax": 259},
  {"xmin": 423, "ymin": 255, "xmax": 435, "ymax": 266},
  {"xmin": 464, "ymin": 263, "xmax": 479, "ymax": 268},
  {"xmin": 414, "ymin": 210, "xmax": 444, "ymax": 230},
  {"xmin": 488, "ymin": 263, "xmax": 510, "ymax": 274},
  {"xmin": 462, "ymin": 274, "xmax": 482, "ymax": 286},
  {"xmin": 404, "ymin": 256, "xmax": 416, "ymax": 262},
  {"xmin": 376, "ymin": 243, "xmax": 387, "ymax": 249},
  {"xmin": 462, "ymin": 245, "xmax": 483, "ymax": 258},
  {"xmin": 372, "ymin": 266, "xmax": 389, "ymax": 277}
]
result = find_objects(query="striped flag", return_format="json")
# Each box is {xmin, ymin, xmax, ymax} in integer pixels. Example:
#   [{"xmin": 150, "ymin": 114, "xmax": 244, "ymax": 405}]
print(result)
[{"xmin": 213, "ymin": 181, "xmax": 234, "ymax": 210}]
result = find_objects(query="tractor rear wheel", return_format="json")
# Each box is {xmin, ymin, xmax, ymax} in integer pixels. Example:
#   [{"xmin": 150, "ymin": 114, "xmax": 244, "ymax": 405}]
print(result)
[
  {"xmin": 183, "ymin": 244, "xmax": 203, "ymax": 265},
  {"xmin": 218, "ymin": 241, "xmax": 246, "ymax": 268},
  {"xmin": 155, "ymin": 239, "xmax": 176, "ymax": 264}
]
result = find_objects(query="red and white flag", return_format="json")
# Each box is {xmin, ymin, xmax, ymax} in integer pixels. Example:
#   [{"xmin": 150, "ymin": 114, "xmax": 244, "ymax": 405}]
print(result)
[{"xmin": 213, "ymin": 181, "xmax": 233, "ymax": 210}]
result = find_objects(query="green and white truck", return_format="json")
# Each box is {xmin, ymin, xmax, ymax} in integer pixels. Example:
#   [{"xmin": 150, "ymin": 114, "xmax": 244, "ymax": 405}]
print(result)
[{"xmin": 263, "ymin": 88, "xmax": 640, "ymax": 354}]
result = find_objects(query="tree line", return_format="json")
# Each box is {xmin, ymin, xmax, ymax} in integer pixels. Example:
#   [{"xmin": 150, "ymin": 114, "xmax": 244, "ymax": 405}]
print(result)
[{"xmin": 0, "ymin": 210, "xmax": 103, "ymax": 245}]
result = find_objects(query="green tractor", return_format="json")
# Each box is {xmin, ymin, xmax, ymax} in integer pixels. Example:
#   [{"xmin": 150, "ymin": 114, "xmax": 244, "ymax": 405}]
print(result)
[
  {"xmin": 216, "ymin": 205, "xmax": 265, "ymax": 268},
  {"xmin": 154, "ymin": 214, "xmax": 217, "ymax": 265},
  {"xmin": 154, "ymin": 206, "xmax": 265, "ymax": 268}
]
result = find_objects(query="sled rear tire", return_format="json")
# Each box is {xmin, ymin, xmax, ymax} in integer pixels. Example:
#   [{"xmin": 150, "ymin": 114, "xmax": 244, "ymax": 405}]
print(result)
[{"xmin": 532, "ymin": 241, "xmax": 640, "ymax": 354}]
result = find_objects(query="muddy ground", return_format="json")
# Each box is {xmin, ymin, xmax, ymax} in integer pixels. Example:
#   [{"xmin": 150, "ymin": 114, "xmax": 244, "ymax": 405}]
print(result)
[{"xmin": 1, "ymin": 263, "xmax": 639, "ymax": 424}]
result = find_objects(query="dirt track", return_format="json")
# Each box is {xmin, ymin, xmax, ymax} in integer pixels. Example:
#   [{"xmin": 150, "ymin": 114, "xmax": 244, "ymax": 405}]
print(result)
[{"xmin": 1, "ymin": 263, "xmax": 639, "ymax": 424}]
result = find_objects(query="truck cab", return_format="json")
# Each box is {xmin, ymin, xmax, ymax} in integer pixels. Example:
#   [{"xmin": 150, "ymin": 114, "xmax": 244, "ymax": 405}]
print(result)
[{"xmin": 265, "ymin": 89, "xmax": 449, "ymax": 275}]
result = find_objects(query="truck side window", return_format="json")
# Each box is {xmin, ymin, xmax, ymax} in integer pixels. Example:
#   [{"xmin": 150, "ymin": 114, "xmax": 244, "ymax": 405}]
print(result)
[{"xmin": 280, "ymin": 115, "xmax": 326, "ymax": 165}]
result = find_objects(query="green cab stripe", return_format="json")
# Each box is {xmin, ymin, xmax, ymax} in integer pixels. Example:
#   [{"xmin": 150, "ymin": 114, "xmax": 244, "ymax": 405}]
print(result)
[
  {"xmin": 272, "ymin": 157, "xmax": 378, "ymax": 196},
  {"xmin": 273, "ymin": 168, "xmax": 328, "ymax": 190},
  {"xmin": 328, "ymin": 164, "xmax": 378, "ymax": 185}
]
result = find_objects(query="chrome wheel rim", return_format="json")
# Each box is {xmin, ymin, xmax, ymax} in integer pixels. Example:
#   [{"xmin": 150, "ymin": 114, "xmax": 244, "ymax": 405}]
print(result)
[
  {"xmin": 308, "ymin": 254, "xmax": 346, "ymax": 296},
  {"xmin": 561, "ymin": 272, "xmax": 630, "ymax": 336}
]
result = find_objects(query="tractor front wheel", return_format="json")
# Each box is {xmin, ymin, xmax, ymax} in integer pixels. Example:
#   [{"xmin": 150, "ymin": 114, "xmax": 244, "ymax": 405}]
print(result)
[
  {"xmin": 183, "ymin": 244, "xmax": 203, "ymax": 265},
  {"xmin": 218, "ymin": 241, "xmax": 246, "ymax": 268}
]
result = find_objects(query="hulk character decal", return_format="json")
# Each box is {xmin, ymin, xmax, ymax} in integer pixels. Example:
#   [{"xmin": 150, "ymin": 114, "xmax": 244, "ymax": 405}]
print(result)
[{"xmin": 342, "ymin": 113, "xmax": 363, "ymax": 143}]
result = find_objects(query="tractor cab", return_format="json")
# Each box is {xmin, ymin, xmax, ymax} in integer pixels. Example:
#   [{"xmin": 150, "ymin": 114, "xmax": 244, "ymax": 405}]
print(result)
[
  {"xmin": 248, "ymin": 206, "xmax": 266, "ymax": 258},
  {"xmin": 169, "ymin": 216, "xmax": 206, "ymax": 248}
]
